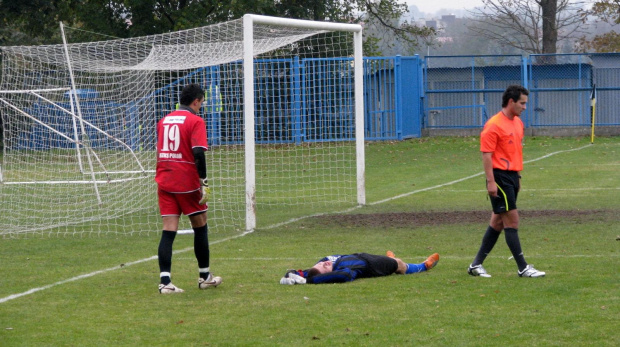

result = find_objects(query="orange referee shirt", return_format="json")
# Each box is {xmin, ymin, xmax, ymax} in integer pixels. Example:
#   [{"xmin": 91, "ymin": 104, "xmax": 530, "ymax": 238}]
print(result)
[{"xmin": 480, "ymin": 111, "xmax": 524, "ymax": 172}]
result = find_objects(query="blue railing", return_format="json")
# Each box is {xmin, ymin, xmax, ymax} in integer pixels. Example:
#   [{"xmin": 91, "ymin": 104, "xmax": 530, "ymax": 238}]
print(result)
[
  {"xmin": 16, "ymin": 53, "xmax": 620, "ymax": 151},
  {"xmin": 424, "ymin": 53, "xmax": 620, "ymax": 129}
]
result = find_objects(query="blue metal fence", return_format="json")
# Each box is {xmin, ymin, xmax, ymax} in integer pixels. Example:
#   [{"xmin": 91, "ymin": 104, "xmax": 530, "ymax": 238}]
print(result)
[
  {"xmin": 364, "ymin": 56, "xmax": 423, "ymax": 140},
  {"xmin": 15, "ymin": 53, "xmax": 620, "ymax": 151},
  {"xmin": 146, "ymin": 56, "xmax": 422, "ymax": 146},
  {"xmin": 423, "ymin": 53, "xmax": 620, "ymax": 130},
  {"xmin": 156, "ymin": 58, "xmax": 359, "ymax": 147},
  {"xmin": 424, "ymin": 55, "xmax": 525, "ymax": 128}
]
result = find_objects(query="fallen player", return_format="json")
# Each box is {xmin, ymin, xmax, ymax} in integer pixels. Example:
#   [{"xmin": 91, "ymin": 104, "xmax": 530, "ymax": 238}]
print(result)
[{"xmin": 280, "ymin": 251, "xmax": 439, "ymax": 285}]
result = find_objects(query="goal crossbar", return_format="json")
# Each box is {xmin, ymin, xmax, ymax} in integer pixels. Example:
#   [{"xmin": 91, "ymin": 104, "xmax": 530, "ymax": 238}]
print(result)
[{"xmin": 247, "ymin": 14, "xmax": 363, "ymax": 32}]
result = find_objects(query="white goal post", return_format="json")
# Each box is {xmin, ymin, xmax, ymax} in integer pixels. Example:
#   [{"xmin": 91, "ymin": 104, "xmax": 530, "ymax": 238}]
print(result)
[
  {"xmin": 242, "ymin": 15, "xmax": 365, "ymax": 230},
  {"xmin": 0, "ymin": 14, "xmax": 365, "ymax": 238}
]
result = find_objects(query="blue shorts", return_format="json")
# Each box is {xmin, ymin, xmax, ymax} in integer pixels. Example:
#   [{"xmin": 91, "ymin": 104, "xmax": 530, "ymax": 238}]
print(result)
[{"xmin": 489, "ymin": 169, "xmax": 520, "ymax": 214}]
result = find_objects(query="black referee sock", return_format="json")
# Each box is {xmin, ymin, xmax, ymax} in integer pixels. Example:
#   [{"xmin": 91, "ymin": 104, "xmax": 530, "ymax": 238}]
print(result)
[
  {"xmin": 193, "ymin": 224, "xmax": 210, "ymax": 271},
  {"xmin": 504, "ymin": 227, "xmax": 528, "ymax": 271},
  {"xmin": 158, "ymin": 230, "xmax": 177, "ymax": 284},
  {"xmin": 472, "ymin": 225, "xmax": 501, "ymax": 266}
]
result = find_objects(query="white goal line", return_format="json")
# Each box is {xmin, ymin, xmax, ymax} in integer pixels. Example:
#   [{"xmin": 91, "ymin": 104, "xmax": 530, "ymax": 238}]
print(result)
[
  {"xmin": 435, "ymin": 187, "xmax": 620, "ymax": 192},
  {"xmin": 0, "ymin": 230, "xmax": 254, "ymax": 304}
]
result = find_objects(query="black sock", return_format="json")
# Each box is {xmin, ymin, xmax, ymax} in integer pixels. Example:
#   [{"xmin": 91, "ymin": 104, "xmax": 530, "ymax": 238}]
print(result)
[
  {"xmin": 504, "ymin": 227, "xmax": 528, "ymax": 271},
  {"xmin": 194, "ymin": 224, "xmax": 210, "ymax": 278},
  {"xmin": 472, "ymin": 225, "xmax": 501, "ymax": 266},
  {"xmin": 158, "ymin": 230, "xmax": 177, "ymax": 284}
]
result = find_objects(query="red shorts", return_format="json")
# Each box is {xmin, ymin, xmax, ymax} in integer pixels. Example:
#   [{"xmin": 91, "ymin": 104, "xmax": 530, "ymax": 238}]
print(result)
[{"xmin": 158, "ymin": 188, "xmax": 208, "ymax": 216}]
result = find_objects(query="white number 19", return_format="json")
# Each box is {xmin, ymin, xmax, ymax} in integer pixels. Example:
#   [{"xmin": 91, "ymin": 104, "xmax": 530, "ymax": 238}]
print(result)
[{"xmin": 162, "ymin": 124, "xmax": 180, "ymax": 151}]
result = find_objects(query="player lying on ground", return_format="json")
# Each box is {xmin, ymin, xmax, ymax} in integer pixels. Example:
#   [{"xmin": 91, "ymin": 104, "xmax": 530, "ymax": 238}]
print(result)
[{"xmin": 280, "ymin": 251, "xmax": 439, "ymax": 285}]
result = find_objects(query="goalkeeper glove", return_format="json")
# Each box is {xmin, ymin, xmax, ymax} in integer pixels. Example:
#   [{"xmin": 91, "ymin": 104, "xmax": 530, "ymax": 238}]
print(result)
[
  {"xmin": 280, "ymin": 277, "xmax": 295, "ymax": 285},
  {"xmin": 279, "ymin": 269, "xmax": 306, "ymax": 285},
  {"xmin": 199, "ymin": 178, "xmax": 211, "ymax": 205},
  {"xmin": 288, "ymin": 273, "xmax": 306, "ymax": 284}
]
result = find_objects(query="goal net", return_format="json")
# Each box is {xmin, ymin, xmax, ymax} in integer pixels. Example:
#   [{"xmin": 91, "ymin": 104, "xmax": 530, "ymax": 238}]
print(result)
[{"xmin": 0, "ymin": 15, "xmax": 364, "ymax": 238}]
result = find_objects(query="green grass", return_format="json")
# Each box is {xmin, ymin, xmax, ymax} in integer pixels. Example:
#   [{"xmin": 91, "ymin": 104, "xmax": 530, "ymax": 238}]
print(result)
[{"xmin": 1, "ymin": 136, "xmax": 619, "ymax": 346}]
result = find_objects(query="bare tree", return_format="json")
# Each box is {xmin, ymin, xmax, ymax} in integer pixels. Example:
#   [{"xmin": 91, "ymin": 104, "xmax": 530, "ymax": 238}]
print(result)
[
  {"xmin": 467, "ymin": 0, "xmax": 587, "ymax": 56},
  {"xmin": 576, "ymin": 0, "xmax": 620, "ymax": 52}
]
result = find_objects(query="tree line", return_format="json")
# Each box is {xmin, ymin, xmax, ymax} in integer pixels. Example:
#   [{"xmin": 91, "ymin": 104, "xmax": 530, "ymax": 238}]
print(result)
[
  {"xmin": 0, "ymin": 0, "xmax": 434, "ymax": 55},
  {"xmin": 0, "ymin": 0, "xmax": 618, "ymax": 55}
]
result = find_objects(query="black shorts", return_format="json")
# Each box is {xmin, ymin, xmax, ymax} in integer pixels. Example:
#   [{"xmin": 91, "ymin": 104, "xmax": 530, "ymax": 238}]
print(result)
[
  {"xmin": 489, "ymin": 169, "xmax": 520, "ymax": 214},
  {"xmin": 354, "ymin": 253, "xmax": 398, "ymax": 278}
]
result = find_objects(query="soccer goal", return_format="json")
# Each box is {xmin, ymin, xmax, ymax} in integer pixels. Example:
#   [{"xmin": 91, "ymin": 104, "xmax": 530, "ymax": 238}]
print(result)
[{"xmin": 0, "ymin": 14, "xmax": 365, "ymax": 238}]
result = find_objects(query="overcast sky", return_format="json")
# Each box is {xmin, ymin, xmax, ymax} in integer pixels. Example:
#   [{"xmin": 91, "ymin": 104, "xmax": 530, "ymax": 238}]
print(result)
[
  {"xmin": 405, "ymin": 0, "xmax": 484, "ymax": 14},
  {"xmin": 406, "ymin": 0, "xmax": 595, "ymax": 15}
]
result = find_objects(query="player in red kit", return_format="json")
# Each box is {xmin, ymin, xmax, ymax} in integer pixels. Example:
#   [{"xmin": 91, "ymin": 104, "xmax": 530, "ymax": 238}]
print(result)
[{"xmin": 155, "ymin": 84, "xmax": 222, "ymax": 294}]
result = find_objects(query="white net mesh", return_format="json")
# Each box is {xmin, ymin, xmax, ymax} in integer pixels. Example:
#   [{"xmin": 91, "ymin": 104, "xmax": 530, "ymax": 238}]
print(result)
[{"xmin": 0, "ymin": 17, "xmax": 361, "ymax": 238}]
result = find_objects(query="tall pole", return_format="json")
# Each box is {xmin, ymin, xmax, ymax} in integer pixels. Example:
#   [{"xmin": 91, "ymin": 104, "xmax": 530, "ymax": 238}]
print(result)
[{"xmin": 60, "ymin": 22, "xmax": 102, "ymax": 205}]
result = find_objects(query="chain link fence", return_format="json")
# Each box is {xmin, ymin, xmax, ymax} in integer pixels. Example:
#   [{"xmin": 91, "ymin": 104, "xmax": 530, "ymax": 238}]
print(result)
[{"xmin": 423, "ymin": 53, "xmax": 620, "ymax": 135}]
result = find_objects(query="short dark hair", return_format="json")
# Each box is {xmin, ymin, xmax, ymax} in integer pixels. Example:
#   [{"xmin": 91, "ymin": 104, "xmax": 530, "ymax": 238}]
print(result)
[
  {"xmin": 179, "ymin": 84, "xmax": 205, "ymax": 106},
  {"xmin": 306, "ymin": 268, "xmax": 320, "ymax": 281},
  {"xmin": 502, "ymin": 85, "xmax": 529, "ymax": 107}
]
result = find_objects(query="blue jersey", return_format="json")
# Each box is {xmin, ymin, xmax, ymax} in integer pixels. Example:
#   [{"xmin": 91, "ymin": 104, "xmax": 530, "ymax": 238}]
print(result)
[{"xmin": 308, "ymin": 253, "xmax": 396, "ymax": 284}]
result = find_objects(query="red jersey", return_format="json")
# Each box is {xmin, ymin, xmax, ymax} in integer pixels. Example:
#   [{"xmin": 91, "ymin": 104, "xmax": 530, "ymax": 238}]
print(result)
[
  {"xmin": 155, "ymin": 109, "xmax": 208, "ymax": 193},
  {"xmin": 480, "ymin": 111, "xmax": 524, "ymax": 171}
]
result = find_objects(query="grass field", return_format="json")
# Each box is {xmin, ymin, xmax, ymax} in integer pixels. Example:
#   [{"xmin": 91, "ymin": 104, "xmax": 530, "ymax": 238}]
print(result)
[{"xmin": 1, "ymin": 136, "xmax": 618, "ymax": 346}]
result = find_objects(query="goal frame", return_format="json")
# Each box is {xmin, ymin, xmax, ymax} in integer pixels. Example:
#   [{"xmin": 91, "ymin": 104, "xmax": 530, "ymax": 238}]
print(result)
[
  {"xmin": 0, "ymin": 15, "xmax": 365, "ymax": 236},
  {"xmin": 242, "ymin": 14, "xmax": 365, "ymax": 231}
]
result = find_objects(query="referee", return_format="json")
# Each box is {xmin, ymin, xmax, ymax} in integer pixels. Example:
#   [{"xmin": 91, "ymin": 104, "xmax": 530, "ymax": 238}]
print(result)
[{"xmin": 468, "ymin": 85, "xmax": 545, "ymax": 278}]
